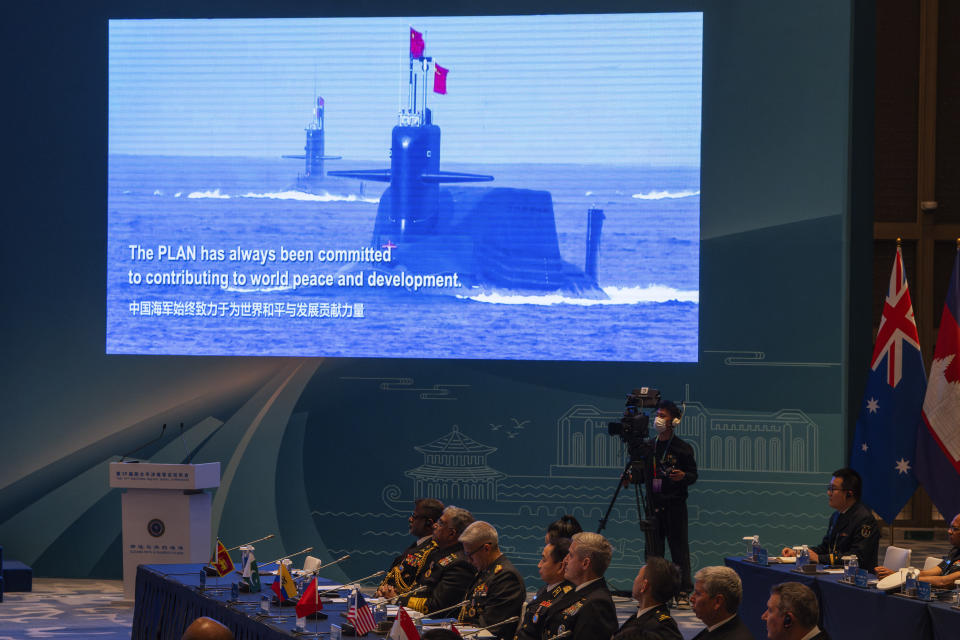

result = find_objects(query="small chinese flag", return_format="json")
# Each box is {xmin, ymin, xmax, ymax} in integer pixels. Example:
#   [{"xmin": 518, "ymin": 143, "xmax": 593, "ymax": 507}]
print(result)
[
  {"xmin": 296, "ymin": 577, "xmax": 323, "ymax": 618},
  {"xmin": 434, "ymin": 64, "xmax": 448, "ymax": 95},
  {"xmin": 213, "ymin": 539, "xmax": 234, "ymax": 577},
  {"xmin": 410, "ymin": 28, "xmax": 425, "ymax": 58}
]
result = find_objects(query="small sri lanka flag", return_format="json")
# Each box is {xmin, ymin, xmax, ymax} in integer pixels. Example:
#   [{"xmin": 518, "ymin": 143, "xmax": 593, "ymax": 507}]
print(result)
[{"xmin": 212, "ymin": 539, "xmax": 234, "ymax": 577}]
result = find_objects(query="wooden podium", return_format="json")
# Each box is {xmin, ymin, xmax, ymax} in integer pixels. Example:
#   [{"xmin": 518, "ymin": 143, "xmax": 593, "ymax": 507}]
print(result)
[{"xmin": 109, "ymin": 462, "xmax": 220, "ymax": 600}]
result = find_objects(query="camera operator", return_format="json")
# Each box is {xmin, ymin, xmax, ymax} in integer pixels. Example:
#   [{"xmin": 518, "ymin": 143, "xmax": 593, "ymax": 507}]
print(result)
[{"xmin": 631, "ymin": 400, "xmax": 698, "ymax": 604}]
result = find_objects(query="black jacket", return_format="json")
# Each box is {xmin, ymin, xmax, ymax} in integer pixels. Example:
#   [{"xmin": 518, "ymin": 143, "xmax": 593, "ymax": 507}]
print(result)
[
  {"xmin": 514, "ymin": 581, "xmax": 576, "ymax": 640},
  {"xmin": 810, "ymin": 501, "xmax": 879, "ymax": 570},
  {"xmin": 541, "ymin": 578, "xmax": 618, "ymax": 640},
  {"xmin": 402, "ymin": 543, "xmax": 476, "ymax": 615},
  {"xmin": 612, "ymin": 603, "xmax": 681, "ymax": 640},
  {"xmin": 458, "ymin": 554, "xmax": 526, "ymax": 639}
]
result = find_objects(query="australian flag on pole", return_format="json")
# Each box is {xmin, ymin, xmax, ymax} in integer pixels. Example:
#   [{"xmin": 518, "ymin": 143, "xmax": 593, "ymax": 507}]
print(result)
[
  {"xmin": 916, "ymin": 246, "xmax": 960, "ymax": 521},
  {"xmin": 851, "ymin": 246, "xmax": 926, "ymax": 523}
]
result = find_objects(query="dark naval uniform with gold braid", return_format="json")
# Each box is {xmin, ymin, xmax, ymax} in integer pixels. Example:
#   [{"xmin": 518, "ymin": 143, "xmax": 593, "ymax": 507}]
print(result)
[
  {"xmin": 513, "ymin": 580, "xmax": 575, "ymax": 640},
  {"xmin": 542, "ymin": 578, "xmax": 618, "ymax": 640},
  {"xmin": 611, "ymin": 603, "xmax": 681, "ymax": 640},
  {"xmin": 401, "ymin": 543, "xmax": 476, "ymax": 614},
  {"xmin": 380, "ymin": 536, "xmax": 438, "ymax": 594},
  {"xmin": 458, "ymin": 554, "xmax": 525, "ymax": 639},
  {"xmin": 810, "ymin": 501, "xmax": 880, "ymax": 571}
]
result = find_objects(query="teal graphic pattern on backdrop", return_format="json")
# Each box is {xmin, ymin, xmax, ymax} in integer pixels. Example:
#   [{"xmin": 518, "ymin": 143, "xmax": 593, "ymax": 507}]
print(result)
[{"xmin": 1, "ymin": 0, "xmax": 868, "ymax": 588}]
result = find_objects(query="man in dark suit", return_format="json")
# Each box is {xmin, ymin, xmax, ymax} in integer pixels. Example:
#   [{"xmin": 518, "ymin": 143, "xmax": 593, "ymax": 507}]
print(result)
[
  {"xmin": 542, "ymin": 532, "xmax": 619, "ymax": 640},
  {"xmin": 761, "ymin": 582, "xmax": 830, "ymax": 640},
  {"xmin": 689, "ymin": 566, "xmax": 753, "ymax": 640},
  {"xmin": 514, "ymin": 537, "xmax": 574, "ymax": 640},
  {"xmin": 458, "ymin": 521, "xmax": 526, "ymax": 639},
  {"xmin": 612, "ymin": 556, "xmax": 682, "ymax": 640}
]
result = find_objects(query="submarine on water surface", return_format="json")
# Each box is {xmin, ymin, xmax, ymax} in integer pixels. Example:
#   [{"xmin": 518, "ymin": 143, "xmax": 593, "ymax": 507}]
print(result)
[{"xmin": 328, "ymin": 35, "xmax": 606, "ymax": 299}]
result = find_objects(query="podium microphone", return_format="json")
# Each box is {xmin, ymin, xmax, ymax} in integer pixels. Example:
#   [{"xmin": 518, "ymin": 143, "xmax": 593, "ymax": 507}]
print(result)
[
  {"xmin": 460, "ymin": 616, "xmax": 520, "ymax": 637},
  {"xmin": 120, "ymin": 424, "xmax": 167, "ymax": 462}
]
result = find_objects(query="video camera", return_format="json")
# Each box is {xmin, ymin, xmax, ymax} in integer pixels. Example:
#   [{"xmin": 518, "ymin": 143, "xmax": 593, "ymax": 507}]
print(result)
[{"xmin": 608, "ymin": 387, "xmax": 661, "ymax": 482}]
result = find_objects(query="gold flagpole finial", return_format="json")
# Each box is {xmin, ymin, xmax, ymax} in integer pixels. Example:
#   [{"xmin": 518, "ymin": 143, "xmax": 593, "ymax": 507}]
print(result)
[{"xmin": 896, "ymin": 237, "xmax": 902, "ymax": 246}]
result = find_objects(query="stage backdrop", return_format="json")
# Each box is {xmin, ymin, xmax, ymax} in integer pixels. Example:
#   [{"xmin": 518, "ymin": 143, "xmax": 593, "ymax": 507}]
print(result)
[{"xmin": 2, "ymin": 0, "xmax": 872, "ymax": 590}]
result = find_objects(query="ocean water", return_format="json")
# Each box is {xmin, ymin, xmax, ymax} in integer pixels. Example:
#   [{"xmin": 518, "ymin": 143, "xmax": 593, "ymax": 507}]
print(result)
[{"xmin": 107, "ymin": 155, "xmax": 699, "ymax": 361}]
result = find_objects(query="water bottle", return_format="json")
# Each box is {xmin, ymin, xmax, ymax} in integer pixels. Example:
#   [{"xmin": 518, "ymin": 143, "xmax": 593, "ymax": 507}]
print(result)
[
  {"xmin": 847, "ymin": 556, "xmax": 858, "ymax": 583},
  {"xmin": 752, "ymin": 536, "xmax": 761, "ymax": 562}
]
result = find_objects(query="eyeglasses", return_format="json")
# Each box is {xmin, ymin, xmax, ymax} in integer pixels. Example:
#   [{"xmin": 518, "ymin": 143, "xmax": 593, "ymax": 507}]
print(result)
[
  {"xmin": 411, "ymin": 513, "xmax": 430, "ymax": 520},
  {"xmin": 464, "ymin": 543, "xmax": 489, "ymax": 559},
  {"xmin": 948, "ymin": 526, "xmax": 958, "ymax": 533},
  {"xmin": 826, "ymin": 485, "xmax": 841, "ymax": 494}
]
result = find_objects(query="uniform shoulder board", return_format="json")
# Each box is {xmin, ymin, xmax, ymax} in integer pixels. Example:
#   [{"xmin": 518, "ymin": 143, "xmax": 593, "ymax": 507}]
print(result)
[{"xmin": 494, "ymin": 564, "xmax": 503, "ymax": 573}]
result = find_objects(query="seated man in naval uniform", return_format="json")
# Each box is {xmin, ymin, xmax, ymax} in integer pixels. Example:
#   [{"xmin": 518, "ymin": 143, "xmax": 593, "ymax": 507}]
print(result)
[
  {"xmin": 541, "ymin": 532, "xmax": 619, "ymax": 640},
  {"xmin": 761, "ymin": 582, "xmax": 830, "ymax": 640},
  {"xmin": 377, "ymin": 498, "xmax": 444, "ymax": 598},
  {"xmin": 514, "ymin": 537, "xmax": 574, "ymax": 640},
  {"xmin": 876, "ymin": 511, "xmax": 960, "ymax": 585},
  {"xmin": 458, "ymin": 521, "xmax": 526, "ymax": 639},
  {"xmin": 399, "ymin": 505, "xmax": 477, "ymax": 615},
  {"xmin": 780, "ymin": 468, "xmax": 879, "ymax": 571},
  {"xmin": 611, "ymin": 556, "xmax": 682, "ymax": 640},
  {"xmin": 689, "ymin": 566, "xmax": 752, "ymax": 640}
]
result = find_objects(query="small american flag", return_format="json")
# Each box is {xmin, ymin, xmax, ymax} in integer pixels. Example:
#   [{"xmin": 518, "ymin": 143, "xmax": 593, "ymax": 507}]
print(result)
[{"xmin": 347, "ymin": 589, "xmax": 376, "ymax": 635}]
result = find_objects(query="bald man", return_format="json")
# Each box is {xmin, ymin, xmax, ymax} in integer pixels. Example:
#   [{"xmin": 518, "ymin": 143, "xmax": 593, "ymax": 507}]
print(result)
[{"xmin": 181, "ymin": 616, "xmax": 234, "ymax": 640}]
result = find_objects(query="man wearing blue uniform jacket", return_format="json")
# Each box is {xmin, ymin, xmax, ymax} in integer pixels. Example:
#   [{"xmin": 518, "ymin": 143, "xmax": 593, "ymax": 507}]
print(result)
[
  {"xmin": 458, "ymin": 521, "xmax": 526, "ymax": 639},
  {"xmin": 689, "ymin": 566, "xmax": 752, "ymax": 640},
  {"xmin": 401, "ymin": 506, "xmax": 477, "ymax": 615},
  {"xmin": 877, "ymin": 512, "xmax": 960, "ymax": 586},
  {"xmin": 542, "ymin": 532, "xmax": 619, "ymax": 640},
  {"xmin": 780, "ymin": 468, "xmax": 880, "ymax": 571},
  {"xmin": 514, "ymin": 537, "xmax": 575, "ymax": 640},
  {"xmin": 612, "ymin": 556, "xmax": 682, "ymax": 640}
]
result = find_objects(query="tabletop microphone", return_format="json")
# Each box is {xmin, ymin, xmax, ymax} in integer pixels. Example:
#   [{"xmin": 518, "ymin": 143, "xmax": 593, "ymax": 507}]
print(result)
[
  {"xmin": 460, "ymin": 616, "xmax": 520, "ymax": 637},
  {"xmin": 387, "ymin": 585, "xmax": 428, "ymax": 603},
  {"xmin": 341, "ymin": 569, "xmax": 387, "ymax": 588},
  {"xmin": 261, "ymin": 547, "xmax": 316, "ymax": 568},
  {"xmin": 425, "ymin": 599, "xmax": 470, "ymax": 617},
  {"xmin": 120, "ymin": 423, "xmax": 167, "ymax": 462},
  {"xmin": 224, "ymin": 534, "xmax": 276, "ymax": 553}
]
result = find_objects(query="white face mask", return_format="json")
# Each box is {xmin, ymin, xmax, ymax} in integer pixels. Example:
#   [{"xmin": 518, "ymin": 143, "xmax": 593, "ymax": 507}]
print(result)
[{"xmin": 654, "ymin": 416, "xmax": 669, "ymax": 433}]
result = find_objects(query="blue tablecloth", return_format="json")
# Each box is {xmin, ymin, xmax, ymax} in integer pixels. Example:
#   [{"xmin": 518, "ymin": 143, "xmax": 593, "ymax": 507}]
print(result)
[
  {"xmin": 132, "ymin": 563, "xmax": 348, "ymax": 640},
  {"xmin": 725, "ymin": 557, "xmax": 960, "ymax": 640}
]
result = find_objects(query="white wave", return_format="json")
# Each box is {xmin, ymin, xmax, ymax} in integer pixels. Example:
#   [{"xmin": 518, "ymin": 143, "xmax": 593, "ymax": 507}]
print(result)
[
  {"xmin": 632, "ymin": 189, "xmax": 700, "ymax": 200},
  {"xmin": 585, "ymin": 190, "xmax": 594, "ymax": 196},
  {"xmin": 187, "ymin": 188, "xmax": 230, "ymax": 199},
  {"xmin": 153, "ymin": 189, "xmax": 163, "ymax": 196},
  {"xmin": 462, "ymin": 284, "xmax": 698, "ymax": 306},
  {"xmin": 174, "ymin": 191, "xmax": 182, "ymax": 198},
  {"xmin": 239, "ymin": 189, "xmax": 380, "ymax": 204}
]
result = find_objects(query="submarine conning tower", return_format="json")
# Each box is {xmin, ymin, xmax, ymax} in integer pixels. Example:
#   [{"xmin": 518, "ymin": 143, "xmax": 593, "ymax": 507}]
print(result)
[{"xmin": 328, "ymin": 28, "xmax": 605, "ymax": 297}]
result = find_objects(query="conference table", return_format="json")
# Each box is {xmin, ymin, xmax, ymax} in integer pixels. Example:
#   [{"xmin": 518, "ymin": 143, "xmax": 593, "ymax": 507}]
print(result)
[
  {"xmin": 132, "ymin": 563, "xmax": 352, "ymax": 640},
  {"xmin": 725, "ymin": 557, "xmax": 960, "ymax": 640}
]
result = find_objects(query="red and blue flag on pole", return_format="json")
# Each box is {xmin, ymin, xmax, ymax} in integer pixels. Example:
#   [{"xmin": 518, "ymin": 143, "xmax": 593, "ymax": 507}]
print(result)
[
  {"xmin": 850, "ymin": 245, "xmax": 926, "ymax": 522},
  {"xmin": 916, "ymin": 245, "xmax": 960, "ymax": 520},
  {"xmin": 347, "ymin": 589, "xmax": 376, "ymax": 635}
]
